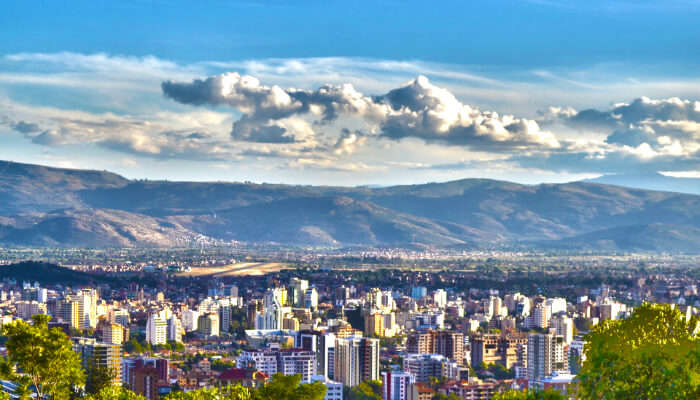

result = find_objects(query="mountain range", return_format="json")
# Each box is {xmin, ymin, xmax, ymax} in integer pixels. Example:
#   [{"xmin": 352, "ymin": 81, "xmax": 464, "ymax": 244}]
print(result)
[{"xmin": 1, "ymin": 160, "xmax": 699, "ymax": 252}]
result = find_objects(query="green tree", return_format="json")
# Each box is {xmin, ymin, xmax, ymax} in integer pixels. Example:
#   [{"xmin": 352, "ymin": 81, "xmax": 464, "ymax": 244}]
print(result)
[
  {"xmin": 0, "ymin": 315, "xmax": 85, "ymax": 400},
  {"xmin": 86, "ymin": 359, "xmax": 116, "ymax": 394},
  {"xmin": 256, "ymin": 374, "xmax": 326, "ymax": 400},
  {"xmin": 345, "ymin": 380, "xmax": 382, "ymax": 400},
  {"xmin": 578, "ymin": 302, "xmax": 700, "ymax": 399},
  {"xmin": 85, "ymin": 386, "xmax": 147, "ymax": 400},
  {"xmin": 492, "ymin": 388, "xmax": 566, "ymax": 399}
]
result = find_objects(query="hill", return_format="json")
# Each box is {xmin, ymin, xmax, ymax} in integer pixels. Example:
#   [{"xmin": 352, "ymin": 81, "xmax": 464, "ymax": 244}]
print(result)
[
  {"xmin": 0, "ymin": 261, "xmax": 113, "ymax": 285},
  {"xmin": 1, "ymin": 160, "xmax": 700, "ymax": 251}
]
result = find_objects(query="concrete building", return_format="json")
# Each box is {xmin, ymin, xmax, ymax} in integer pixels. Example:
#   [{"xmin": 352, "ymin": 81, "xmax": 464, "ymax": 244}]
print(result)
[
  {"xmin": 334, "ymin": 337, "xmax": 380, "ymax": 387},
  {"xmin": 73, "ymin": 337, "xmax": 122, "ymax": 387},
  {"xmin": 382, "ymin": 370, "xmax": 415, "ymax": 400},
  {"xmin": 527, "ymin": 333, "xmax": 568, "ymax": 382},
  {"xmin": 145, "ymin": 313, "xmax": 167, "ymax": 346},
  {"xmin": 198, "ymin": 313, "xmax": 220, "ymax": 337},
  {"xmin": 311, "ymin": 375, "xmax": 343, "ymax": 400}
]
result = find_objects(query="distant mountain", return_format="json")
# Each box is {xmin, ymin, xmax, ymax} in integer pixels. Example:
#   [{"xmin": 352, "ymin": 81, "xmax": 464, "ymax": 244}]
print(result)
[
  {"xmin": 585, "ymin": 172, "xmax": 700, "ymax": 195},
  {"xmin": 2, "ymin": 160, "xmax": 700, "ymax": 252},
  {"xmin": 544, "ymin": 223, "xmax": 700, "ymax": 253}
]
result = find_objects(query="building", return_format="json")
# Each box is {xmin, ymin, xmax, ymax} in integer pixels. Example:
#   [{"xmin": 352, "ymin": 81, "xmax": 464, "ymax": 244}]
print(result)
[
  {"xmin": 73, "ymin": 337, "xmax": 122, "ymax": 387},
  {"xmin": 103, "ymin": 323, "xmax": 125, "ymax": 345},
  {"xmin": 76, "ymin": 289, "xmax": 99, "ymax": 329},
  {"xmin": 334, "ymin": 337, "xmax": 380, "ymax": 387},
  {"xmin": 403, "ymin": 354, "xmax": 446, "ymax": 383},
  {"xmin": 57, "ymin": 298, "xmax": 81, "ymax": 330},
  {"xmin": 256, "ymin": 289, "xmax": 292, "ymax": 330},
  {"xmin": 411, "ymin": 287, "xmax": 427, "ymax": 299},
  {"xmin": 16, "ymin": 300, "xmax": 47, "ymax": 320},
  {"xmin": 181, "ymin": 309, "xmax": 199, "ymax": 332},
  {"xmin": 278, "ymin": 349, "xmax": 316, "ymax": 382},
  {"xmin": 310, "ymin": 375, "xmax": 343, "ymax": 400},
  {"xmin": 132, "ymin": 365, "xmax": 159, "ymax": 400},
  {"xmin": 145, "ymin": 313, "xmax": 167, "ymax": 346},
  {"xmin": 167, "ymin": 315, "xmax": 183, "ymax": 343},
  {"xmin": 290, "ymin": 278, "xmax": 309, "ymax": 308},
  {"xmin": 440, "ymin": 380, "xmax": 500, "ymax": 400},
  {"xmin": 305, "ymin": 287, "xmax": 319, "ymax": 310},
  {"xmin": 382, "ymin": 370, "xmax": 415, "ymax": 400},
  {"xmin": 198, "ymin": 313, "xmax": 220, "ymax": 337},
  {"xmin": 470, "ymin": 333, "xmax": 527, "ymax": 370},
  {"xmin": 364, "ymin": 313, "xmax": 385, "ymax": 337},
  {"xmin": 407, "ymin": 330, "xmax": 464, "ymax": 365},
  {"xmin": 217, "ymin": 369, "xmax": 268, "ymax": 389},
  {"xmin": 237, "ymin": 350, "xmax": 278, "ymax": 376},
  {"xmin": 407, "ymin": 382, "xmax": 435, "ymax": 400},
  {"xmin": 550, "ymin": 316, "xmax": 574, "ymax": 344},
  {"xmin": 527, "ymin": 333, "xmax": 568, "ymax": 382},
  {"xmin": 297, "ymin": 331, "xmax": 336, "ymax": 379},
  {"xmin": 112, "ymin": 309, "xmax": 130, "ymax": 327}
]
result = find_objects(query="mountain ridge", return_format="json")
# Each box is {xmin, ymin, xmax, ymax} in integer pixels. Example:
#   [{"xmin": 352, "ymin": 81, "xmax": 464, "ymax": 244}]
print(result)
[{"xmin": 1, "ymin": 160, "xmax": 699, "ymax": 251}]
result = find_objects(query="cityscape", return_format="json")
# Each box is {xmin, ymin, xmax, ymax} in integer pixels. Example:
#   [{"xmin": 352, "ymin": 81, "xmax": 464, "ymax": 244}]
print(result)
[{"xmin": 1, "ymin": 1, "xmax": 699, "ymax": 400}]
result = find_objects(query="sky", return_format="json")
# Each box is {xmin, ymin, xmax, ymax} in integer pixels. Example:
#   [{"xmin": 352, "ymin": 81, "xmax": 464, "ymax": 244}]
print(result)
[{"xmin": 1, "ymin": 0, "xmax": 699, "ymax": 185}]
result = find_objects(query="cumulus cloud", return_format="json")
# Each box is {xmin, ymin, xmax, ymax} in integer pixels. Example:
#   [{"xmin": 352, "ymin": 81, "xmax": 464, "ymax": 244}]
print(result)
[
  {"xmin": 539, "ymin": 96, "xmax": 700, "ymax": 169},
  {"xmin": 377, "ymin": 76, "xmax": 560, "ymax": 150},
  {"xmin": 0, "ymin": 102, "xmax": 237, "ymax": 161},
  {"xmin": 163, "ymin": 73, "xmax": 559, "ymax": 152}
]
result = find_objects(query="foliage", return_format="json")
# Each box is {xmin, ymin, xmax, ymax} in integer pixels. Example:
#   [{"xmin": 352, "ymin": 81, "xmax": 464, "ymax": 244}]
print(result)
[
  {"xmin": 85, "ymin": 386, "xmax": 147, "ymax": 400},
  {"xmin": 344, "ymin": 380, "xmax": 382, "ymax": 400},
  {"xmin": 0, "ymin": 314, "xmax": 85, "ymax": 400},
  {"xmin": 578, "ymin": 302, "xmax": 700, "ymax": 399},
  {"xmin": 256, "ymin": 374, "xmax": 326, "ymax": 400},
  {"xmin": 163, "ymin": 374, "xmax": 324, "ymax": 400},
  {"xmin": 86, "ymin": 359, "xmax": 116, "ymax": 394},
  {"xmin": 124, "ymin": 337, "xmax": 144, "ymax": 354},
  {"xmin": 492, "ymin": 389, "xmax": 566, "ymax": 400},
  {"xmin": 211, "ymin": 359, "xmax": 236, "ymax": 372}
]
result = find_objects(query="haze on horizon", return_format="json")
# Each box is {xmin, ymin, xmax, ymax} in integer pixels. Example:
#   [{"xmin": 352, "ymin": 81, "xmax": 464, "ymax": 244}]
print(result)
[{"xmin": 1, "ymin": 0, "xmax": 699, "ymax": 186}]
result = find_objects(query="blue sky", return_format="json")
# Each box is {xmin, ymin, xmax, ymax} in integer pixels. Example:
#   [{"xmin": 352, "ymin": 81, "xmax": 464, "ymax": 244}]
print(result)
[{"xmin": 1, "ymin": 1, "xmax": 699, "ymax": 185}]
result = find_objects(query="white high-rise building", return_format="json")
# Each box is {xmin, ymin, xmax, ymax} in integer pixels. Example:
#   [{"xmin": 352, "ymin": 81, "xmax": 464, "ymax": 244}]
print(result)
[
  {"xmin": 38, "ymin": 288, "xmax": 48, "ymax": 303},
  {"xmin": 76, "ymin": 289, "xmax": 98, "ymax": 329},
  {"xmin": 256, "ymin": 288, "xmax": 291, "ymax": 330},
  {"xmin": 528, "ymin": 303, "xmax": 550, "ymax": 329},
  {"xmin": 278, "ymin": 350, "xmax": 317, "ymax": 382},
  {"xmin": 237, "ymin": 350, "xmax": 278, "ymax": 376},
  {"xmin": 112, "ymin": 309, "xmax": 130, "ymax": 327},
  {"xmin": 167, "ymin": 315, "xmax": 183, "ymax": 343},
  {"xmin": 527, "ymin": 333, "xmax": 568, "ymax": 382},
  {"xmin": 218, "ymin": 299, "xmax": 232, "ymax": 333},
  {"xmin": 146, "ymin": 312, "xmax": 168, "ymax": 345},
  {"xmin": 382, "ymin": 370, "xmax": 415, "ymax": 400},
  {"xmin": 305, "ymin": 287, "xmax": 319, "ymax": 310},
  {"xmin": 545, "ymin": 298, "xmax": 567, "ymax": 316},
  {"xmin": 290, "ymin": 278, "xmax": 309, "ymax": 308},
  {"xmin": 310, "ymin": 375, "xmax": 343, "ymax": 400},
  {"xmin": 182, "ymin": 309, "xmax": 199, "ymax": 332},
  {"xmin": 433, "ymin": 289, "xmax": 447, "ymax": 309},
  {"xmin": 334, "ymin": 337, "xmax": 380, "ymax": 387},
  {"xmin": 403, "ymin": 354, "xmax": 446, "ymax": 383},
  {"xmin": 550, "ymin": 315, "xmax": 574, "ymax": 344}
]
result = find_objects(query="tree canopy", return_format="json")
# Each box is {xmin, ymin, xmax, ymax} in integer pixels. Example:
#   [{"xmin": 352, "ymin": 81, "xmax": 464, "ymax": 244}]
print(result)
[
  {"xmin": 0, "ymin": 314, "xmax": 85, "ymax": 400},
  {"xmin": 578, "ymin": 302, "xmax": 700, "ymax": 399},
  {"xmin": 492, "ymin": 389, "xmax": 566, "ymax": 400},
  {"xmin": 164, "ymin": 374, "xmax": 325, "ymax": 400}
]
